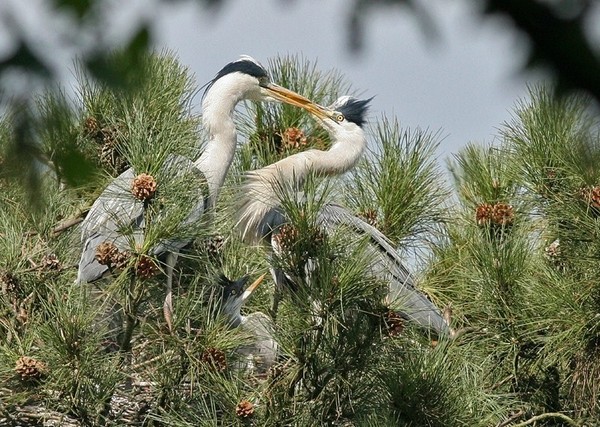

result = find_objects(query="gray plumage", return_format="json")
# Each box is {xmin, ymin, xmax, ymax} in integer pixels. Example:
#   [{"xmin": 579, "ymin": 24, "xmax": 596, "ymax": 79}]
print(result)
[
  {"xmin": 77, "ymin": 154, "xmax": 204, "ymax": 283},
  {"xmin": 218, "ymin": 274, "xmax": 278, "ymax": 374},
  {"xmin": 236, "ymin": 312, "xmax": 278, "ymax": 374},
  {"xmin": 77, "ymin": 55, "xmax": 326, "ymax": 331},
  {"xmin": 318, "ymin": 204, "xmax": 449, "ymax": 334}
]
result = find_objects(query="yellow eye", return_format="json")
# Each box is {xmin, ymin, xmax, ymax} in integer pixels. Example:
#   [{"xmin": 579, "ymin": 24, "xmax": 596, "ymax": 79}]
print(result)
[{"xmin": 335, "ymin": 113, "xmax": 345, "ymax": 122}]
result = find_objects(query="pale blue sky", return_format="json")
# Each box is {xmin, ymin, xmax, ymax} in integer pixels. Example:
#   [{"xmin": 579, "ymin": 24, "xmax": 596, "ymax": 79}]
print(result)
[
  {"xmin": 2, "ymin": 0, "xmax": 552, "ymax": 160},
  {"xmin": 151, "ymin": 0, "xmax": 538, "ymax": 160}
]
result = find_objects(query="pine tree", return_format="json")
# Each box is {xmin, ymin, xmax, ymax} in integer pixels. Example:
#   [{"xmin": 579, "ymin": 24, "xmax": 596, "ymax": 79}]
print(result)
[{"xmin": 1, "ymin": 52, "xmax": 596, "ymax": 426}]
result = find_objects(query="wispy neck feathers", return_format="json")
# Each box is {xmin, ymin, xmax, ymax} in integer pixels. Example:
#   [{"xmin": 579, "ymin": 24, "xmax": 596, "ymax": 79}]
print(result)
[{"xmin": 236, "ymin": 127, "xmax": 367, "ymax": 244}]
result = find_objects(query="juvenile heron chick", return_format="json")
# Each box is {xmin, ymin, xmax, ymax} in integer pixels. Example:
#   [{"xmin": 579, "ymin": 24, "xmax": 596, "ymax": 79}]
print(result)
[{"xmin": 218, "ymin": 273, "xmax": 278, "ymax": 374}]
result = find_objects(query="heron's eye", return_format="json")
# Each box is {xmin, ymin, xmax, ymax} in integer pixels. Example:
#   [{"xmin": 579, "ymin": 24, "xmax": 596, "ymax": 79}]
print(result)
[
  {"xmin": 230, "ymin": 289, "xmax": 238, "ymax": 296},
  {"xmin": 258, "ymin": 76, "xmax": 269, "ymax": 86},
  {"xmin": 335, "ymin": 113, "xmax": 345, "ymax": 122}
]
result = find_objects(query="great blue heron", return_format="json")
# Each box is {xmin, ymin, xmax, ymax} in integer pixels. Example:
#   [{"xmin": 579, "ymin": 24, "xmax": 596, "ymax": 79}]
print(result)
[
  {"xmin": 77, "ymin": 56, "xmax": 326, "ymax": 331},
  {"xmin": 235, "ymin": 96, "xmax": 451, "ymax": 335}
]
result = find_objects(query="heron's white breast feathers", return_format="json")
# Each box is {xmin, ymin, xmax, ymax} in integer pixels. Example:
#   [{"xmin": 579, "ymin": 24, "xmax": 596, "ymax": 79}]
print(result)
[{"xmin": 235, "ymin": 153, "xmax": 316, "ymax": 244}]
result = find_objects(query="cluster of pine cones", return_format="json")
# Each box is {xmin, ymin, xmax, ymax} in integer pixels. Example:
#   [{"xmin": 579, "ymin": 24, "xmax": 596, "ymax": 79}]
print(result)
[
  {"xmin": 15, "ymin": 355, "xmax": 47, "ymax": 381},
  {"xmin": 95, "ymin": 242, "xmax": 158, "ymax": 278},
  {"xmin": 475, "ymin": 202, "xmax": 515, "ymax": 227}
]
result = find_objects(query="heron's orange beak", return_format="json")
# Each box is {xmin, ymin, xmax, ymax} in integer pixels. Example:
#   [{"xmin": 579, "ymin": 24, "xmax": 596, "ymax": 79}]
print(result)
[
  {"xmin": 241, "ymin": 273, "xmax": 266, "ymax": 302},
  {"xmin": 264, "ymin": 83, "xmax": 332, "ymax": 120}
]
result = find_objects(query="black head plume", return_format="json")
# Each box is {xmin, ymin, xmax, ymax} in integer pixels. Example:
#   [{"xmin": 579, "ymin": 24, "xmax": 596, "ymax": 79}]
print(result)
[
  {"xmin": 202, "ymin": 56, "xmax": 269, "ymax": 100},
  {"xmin": 213, "ymin": 56, "xmax": 268, "ymax": 81},
  {"xmin": 332, "ymin": 96, "xmax": 373, "ymax": 128},
  {"xmin": 218, "ymin": 274, "xmax": 250, "ymax": 302}
]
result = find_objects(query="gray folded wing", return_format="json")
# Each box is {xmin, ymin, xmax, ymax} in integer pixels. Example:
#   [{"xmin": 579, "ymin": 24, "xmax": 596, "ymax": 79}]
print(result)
[{"xmin": 318, "ymin": 203, "xmax": 450, "ymax": 335}]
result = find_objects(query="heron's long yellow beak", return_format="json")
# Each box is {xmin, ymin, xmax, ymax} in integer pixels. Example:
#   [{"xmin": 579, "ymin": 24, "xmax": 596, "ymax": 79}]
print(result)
[
  {"xmin": 241, "ymin": 273, "xmax": 266, "ymax": 302},
  {"xmin": 264, "ymin": 83, "xmax": 332, "ymax": 120}
]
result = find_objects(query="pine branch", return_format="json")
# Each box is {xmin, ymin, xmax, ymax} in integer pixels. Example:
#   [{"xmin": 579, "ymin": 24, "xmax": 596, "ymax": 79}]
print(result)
[
  {"xmin": 496, "ymin": 409, "xmax": 524, "ymax": 427},
  {"xmin": 52, "ymin": 212, "xmax": 87, "ymax": 236},
  {"xmin": 511, "ymin": 412, "xmax": 578, "ymax": 427}
]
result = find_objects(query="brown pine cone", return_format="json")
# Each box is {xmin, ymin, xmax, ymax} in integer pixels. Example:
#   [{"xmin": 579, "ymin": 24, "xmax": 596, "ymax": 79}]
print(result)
[
  {"xmin": 475, "ymin": 203, "xmax": 493, "ymax": 226},
  {"xmin": 273, "ymin": 223, "xmax": 300, "ymax": 252},
  {"xmin": 100, "ymin": 142, "xmax": 128, "ymax": 174},
  {"xmin": 384, "ymin": 310, "xmax": 404, "ymax": 337},
  {"xmin": 268, "ymin": 362, "xmax": 285, "ymax": 381},
  {"xmin": 200, "ymin": 347, "xmax": 227, "ymax": 372},
  {"xmin": 491, "ymin": 203, "xmax": 514, "ymax": 226},
  {"xmin": 135, "ymin": 255, "xmax": 159, "ymax": 279},
  {"xmin": 545, "ymin": 239, "xmax": 561, "ymax": 259},
  {"xmin": 205, "ymin": 234, "xmax": 225, "ymax": 259},
  {"xmin": 358, "ymin": 208, "xmax": 378, "ymax": 228},
  {"xmin": 588, "ymin": 186, "xmax": 600, "ymax": 209},
  {"xmin": 0, "ymin": 270, "xmax": 19, "ymax": 294},
  {"xmin": 41, "ymin": 253, "xmax": 61, "ymax": 271},
  {"xmin": 131, "ymin": 173, "xmax": 157, "ymax": 202},
  {"xmin": 95, "ymin": 242, "xmax": 119, "ymax": 266},
  {"xmin": 83, "ymin": 116, "xmax": 100, "ymax": 139},
  {"xmin": 280, "ymin": 127, "xmax": 307, "ymax": 151},
  {"xmin": 100, "ymin": 125, "xmax": 119, "ymax": 146},
  {"xmin": 15, "ymin": 356, "xmax": 47, "ymax": 381},
  {"xmin": 113, "ymin": 250, "xmax": 132, "ymax": 271},
  {"xmin": 310, "ymin": 227, "xmax": 326, "ymax": 247},
  {"xmin": 235, "ymin": 400, "xmax": 255, "ymax": 418}
]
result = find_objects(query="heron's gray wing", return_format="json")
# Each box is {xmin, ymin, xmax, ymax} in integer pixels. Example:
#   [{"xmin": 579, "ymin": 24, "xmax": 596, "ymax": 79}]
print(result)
[
  {"xmin": 318, "ymin": 203, "xmax": 450, "ymax": 335},
  {"xmin": 78, "ymin": 154, "xmax": 206, "ymax": 282},
  {"xmin": 237, "ymin": 312, "xmax": 278, "ymax": 374},
  {"xmin": 151, "ymin": 154, "xmax": 208, "ymax": 256},
  {"xmin": 80, "ymin": 168, "xmax": 144, "ymax": 243},
  {"xmin": 78, "ymin": 168, "xmax": 145, "ymax": 283}
]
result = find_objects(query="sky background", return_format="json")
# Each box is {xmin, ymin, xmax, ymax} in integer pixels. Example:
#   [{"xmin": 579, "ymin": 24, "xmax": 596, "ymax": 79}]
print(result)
[
  {"xmin": 1, "ymin": 0, "xmax": 557, "ymax": 163},
  {"xmin": 151, "ymin": 0, "xmax": 537, "ymax": 161}
]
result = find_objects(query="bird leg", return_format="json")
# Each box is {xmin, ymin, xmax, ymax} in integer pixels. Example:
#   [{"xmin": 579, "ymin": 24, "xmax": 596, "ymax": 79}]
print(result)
[
  {"xmin": 164, "ymin": 252, "xmax": 178, "ymax": 332},
  {"xmin": 269, "ymin": 267, "xmax": 283, "ymax": 321}
]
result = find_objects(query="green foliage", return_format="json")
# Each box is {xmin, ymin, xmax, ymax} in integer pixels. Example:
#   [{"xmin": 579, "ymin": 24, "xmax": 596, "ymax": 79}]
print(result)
[
  {"xmin": 3, "ymin": 54, "xmax": 600, "ymax": 427},
  {"xmin": 380, "ymin": 340, "xmax": 514, "ymax": 427},
  {"xmin": 422, "ymin": 85, "xmax": 600, "ymax": 424},
  {"xmin": 502, "ymin": 86, "xmax": 600, "ymax": 419},
  {"xmin": 38, "ymin": 286, "xmax": 122, "ymax": 423},
  {"xmin": 345, "ymin": 116, "xmax": 448, "ymax": 247}
]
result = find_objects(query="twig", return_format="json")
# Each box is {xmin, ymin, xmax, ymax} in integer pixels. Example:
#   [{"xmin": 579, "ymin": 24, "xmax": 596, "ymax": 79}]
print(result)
[
  {"xmin": 52, "ymin": 213, "xmax": 87, "ymax": 236},
  {"xmin": 131, "ymin": 350, "xmax": 175, "ymax": 370},
  {"xmin": 4, "ymin": 404, "xmax": 81, "ymax": 427},
  {"xmin": 491, "ymin": 374, "xmax": 514, "ymax": 391},
  {"xmin": 496, "ymin": 409, "xmax": 524, "ymax": 427},
  {"xmin": 21, "ymin": 262, "xmax": 78, "ymax": 274},
  {"xmin": 511, "ymin": 412, "xmax": 578, "ymax": 427}
]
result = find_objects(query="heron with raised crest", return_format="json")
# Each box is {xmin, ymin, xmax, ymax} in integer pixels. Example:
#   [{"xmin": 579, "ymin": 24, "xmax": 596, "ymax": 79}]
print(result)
[
  {"xmin": 235, "ymin": 96, "xmax": 451, "ymax": 335},
  {"xmin": 77, "ymin": 56, "xmax": 328, "ymax": 331}
]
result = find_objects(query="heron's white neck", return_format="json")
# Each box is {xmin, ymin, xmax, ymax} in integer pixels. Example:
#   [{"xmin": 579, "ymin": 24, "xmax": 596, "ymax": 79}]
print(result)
[
  {"xmin": 195, "ymin": 79, "xmax": 246, "ymax": 208},
  {"xmin": 273, "ymin": 125, "xmax": 367, "ymax": 184},
  {"xmin": 309, "ymin": 130, "xmax": 366, "ymax": 177}
]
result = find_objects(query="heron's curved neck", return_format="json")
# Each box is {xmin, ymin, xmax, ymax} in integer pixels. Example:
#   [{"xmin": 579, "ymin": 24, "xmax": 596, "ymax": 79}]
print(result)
[
  {"xmin": 310, "ymin": 137, "xmax": 365, "ymax": 177},
  {"xmin": 272, "ymin": 129, "xmax": 366, "ymax": 185},
  {"xmin": 195, "ymin": 82, "xmax": 243, "ymax": 208}
]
